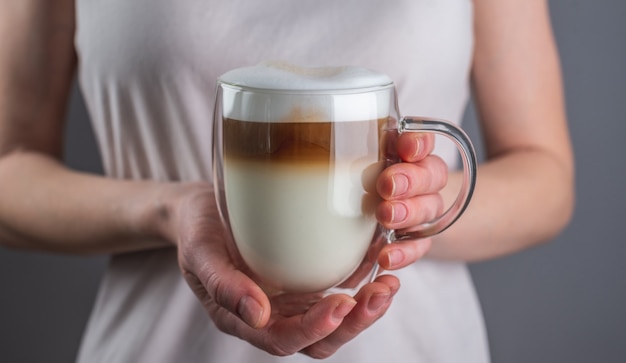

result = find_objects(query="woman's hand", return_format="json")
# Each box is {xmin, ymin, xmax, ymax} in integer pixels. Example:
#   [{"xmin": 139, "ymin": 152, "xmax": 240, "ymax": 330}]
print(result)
[
  {"xmin": 163, "ymin": 133, "xmax": 446, "ymax": 357},
  {"xmin": 375, "ymin": 133, "xmax": 448, "ymax": 270},
  {"xmin": 166, "ymin": 183, "xmax": 401, "ymax": 358}
]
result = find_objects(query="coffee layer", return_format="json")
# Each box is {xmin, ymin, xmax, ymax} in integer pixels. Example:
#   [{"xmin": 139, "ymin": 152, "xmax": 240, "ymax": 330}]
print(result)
[{"xmin": 223, "ymin": 118, "xmax": 387, "ymax": 164}]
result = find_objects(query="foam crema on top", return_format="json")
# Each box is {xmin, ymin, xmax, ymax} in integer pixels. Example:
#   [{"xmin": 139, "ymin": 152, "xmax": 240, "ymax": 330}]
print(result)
[
  {"xmin": 219, "ymin": 62, "xmax": 394, "ymax": 123},
  {"xmin": 220, "ymin": 61, "xmax": 393, "ymax": 91}
]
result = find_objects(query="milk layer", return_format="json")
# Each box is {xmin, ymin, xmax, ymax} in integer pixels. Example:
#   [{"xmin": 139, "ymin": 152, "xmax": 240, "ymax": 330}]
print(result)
[{"xmin": 223, "ymin": 159, "xmax": 380, "ymax": 293}]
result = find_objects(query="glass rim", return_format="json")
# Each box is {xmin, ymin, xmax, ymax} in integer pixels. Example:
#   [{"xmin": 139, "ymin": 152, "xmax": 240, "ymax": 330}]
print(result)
[{"xmin": 218, "ymin": 80, "xmax": 395, "ymax": 96}]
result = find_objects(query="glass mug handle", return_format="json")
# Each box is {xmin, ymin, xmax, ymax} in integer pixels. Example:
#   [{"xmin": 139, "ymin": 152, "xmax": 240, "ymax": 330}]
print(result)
[
  {"xmin": 369, "ymin": 117, "xmax": 477, "ymax": 280},
  {"xmin": 385, "ymin": 117, "xmax": 477, "ymax": 241}
]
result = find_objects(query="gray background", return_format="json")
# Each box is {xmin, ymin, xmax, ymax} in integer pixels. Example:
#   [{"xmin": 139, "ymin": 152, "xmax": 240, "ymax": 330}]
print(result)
[{"xmin": 1, "ymin": 1, "xmax": 624, "ymax": 362}]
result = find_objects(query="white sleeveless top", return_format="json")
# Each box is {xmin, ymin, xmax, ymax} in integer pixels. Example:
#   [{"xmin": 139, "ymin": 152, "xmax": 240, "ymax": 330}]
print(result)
[{"xmin": 75, "ymin": 1, "xmax": 489, "ymax": 362}]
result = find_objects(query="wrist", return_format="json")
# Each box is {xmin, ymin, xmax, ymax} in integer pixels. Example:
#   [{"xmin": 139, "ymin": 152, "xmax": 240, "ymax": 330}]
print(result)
[{"xmin": 137, "ymin": 181, "xmax": 214, "ymax": 247}]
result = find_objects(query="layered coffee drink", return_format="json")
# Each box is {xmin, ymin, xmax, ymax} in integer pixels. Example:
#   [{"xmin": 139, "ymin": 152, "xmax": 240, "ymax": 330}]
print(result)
[
  {"xmin": 223, "ymin": 117, "xmax": 386, "ymax": 292},
  {"xmin": 216, "ymin": 63, "xmax": 394, "ymax": 293}
]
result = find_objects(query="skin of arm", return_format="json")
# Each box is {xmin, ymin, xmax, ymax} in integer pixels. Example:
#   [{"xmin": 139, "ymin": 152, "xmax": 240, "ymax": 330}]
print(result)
[
  {"xmin": 0, "ymin": 0, "xmax": 176, "ymax": 254},
  {"xmin": 427, "ymin": 0, "xmax": 575, "ymax": 261},
  {"xmin": 374, "ymin": 0, "xmax": 574, "ymax": 264}
]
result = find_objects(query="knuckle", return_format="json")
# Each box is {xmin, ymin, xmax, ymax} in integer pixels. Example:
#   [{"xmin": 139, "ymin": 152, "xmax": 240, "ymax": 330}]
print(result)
[
  {"xmin": 300, "ymin": 320, "xmax": 331, "ymax": 344},
  {"xmin": 342, "ymin": 321, "xmax": 369, "ymax": 337},
  {"xmin": 422, "ymin": 155, "xmax": 448, "ymax": 191},
  {"xmin": 413, "ymin": 194, "xmax": 443, "ymax": 224},
  {"xmin": 203, "ymin": 267, "xmax": 233, "ymax": 310},
  {"xmin": 432, "ymin": 156, "xmax": 449, "ymax": 187},
  {"xmin": 263, "ymin": 317, "xmax": 333, "ymax": 357},
  {"xmin": 181, "ymin": 269, "xmax": 212, "ymax": 307},
  {"xmin": 302, "ymin": 323, "xmax": 329, "ymax": 342},
  {"xmin": 264, "ymin": 338, "xmax": 298, "ymax": 357}
]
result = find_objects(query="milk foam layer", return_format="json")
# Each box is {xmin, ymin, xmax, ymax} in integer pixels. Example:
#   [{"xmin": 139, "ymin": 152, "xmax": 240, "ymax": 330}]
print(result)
[
  {"xmin": 220, "ymin": 61, "xmax": 393, "ymax": 91},
  {"xmin": 219, "ymin": 62, "xmax": 393, "ymax": 123}
]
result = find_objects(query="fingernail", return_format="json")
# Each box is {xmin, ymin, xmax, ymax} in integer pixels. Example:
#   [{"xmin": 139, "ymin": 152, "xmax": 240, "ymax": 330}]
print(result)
[
  {"xmin": 391, "ymin": 202, "xmax": 408, "ymax": 223},
  {"xmin": 367, "ymin": 293, "xmax": 391, "ymax": 313},
  {"xmin": 391, "ymin": 174, "xmax": 409, "ymax": 196},
  {"xmin": 332, "ymin": 299, "xmax": 357, "ymax": 323},
  {"xmin": 237, "ymin": 295, "xmax": 264, "ymax": 328},
  {"xmin": 386, "ymin": 249, "xmax": 405, "ymax": 268},
  {"xmin": 413, "ymin": 137, "xmax": 422, "ymax": 160}
]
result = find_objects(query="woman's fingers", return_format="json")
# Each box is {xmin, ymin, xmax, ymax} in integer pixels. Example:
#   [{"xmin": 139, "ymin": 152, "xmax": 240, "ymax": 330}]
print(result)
[
  {"xmin": 396, "ymin": 132, "xmax": 436, "ymax": 162},
  {"xmin": 376, "ymin": 193, "xmax": 445, "ymax": 230},
  {"xmin": 206, "ymin": 277, "xmax": 400, "ymax": 359},
  {"xmin": 377, "ymin": 154, "xmax": 448, "ymax": 201},
  {"xmin": 301, "ymin": 275, "xmax": 400, "ymax": 359},
  {"xmin": 384, "ymin": 131, "xmax": 435, "ymax": 163},
  {"xmin": 264, "ymin": 294, "xmax": 357, "ymax": 356},
  {"xmin": 186, "ymin": 255, "xmax": 271, "ymax": 328},
  {"xmin": 209, "ymin": 293, "xmax": 357, "ymax": 357},
  {"xmin": 378, "ymin": 238, "xmax": 433, "ymax": 270}
]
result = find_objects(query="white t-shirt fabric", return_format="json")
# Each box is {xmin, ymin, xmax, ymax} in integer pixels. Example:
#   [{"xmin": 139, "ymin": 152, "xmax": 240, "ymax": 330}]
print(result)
[{"xmin": 75, "ymin": 0, "xmax": 489, "ymax": 362}]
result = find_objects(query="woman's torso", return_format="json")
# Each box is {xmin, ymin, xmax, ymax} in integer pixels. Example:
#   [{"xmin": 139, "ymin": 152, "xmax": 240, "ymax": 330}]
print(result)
[{"xmin": 75, "ymin": 1, "xmax": 488, "ymax": 362}]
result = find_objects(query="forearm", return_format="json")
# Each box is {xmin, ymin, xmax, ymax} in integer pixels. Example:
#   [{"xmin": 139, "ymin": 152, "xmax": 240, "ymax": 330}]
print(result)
[
  {"xmin": 429, "ymin": 148, "xmax": 574, "ymax": 262},
  {"xmin": 425, "ymin": 0, "xmax": 577, "ymax": 262},
  {"xmin": 0, "ymin": 150, "xmax": 184, "ymax": 254}
]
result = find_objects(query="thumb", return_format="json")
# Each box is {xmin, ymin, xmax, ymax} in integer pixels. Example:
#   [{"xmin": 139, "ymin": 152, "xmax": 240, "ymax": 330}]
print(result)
[
  {"xmin": 181, "ymin": 253, "xmax": 271, "ymax": 328},
  {"xmin": 174, "ymin": 188, "xmax": 272, "ymax": 329}
]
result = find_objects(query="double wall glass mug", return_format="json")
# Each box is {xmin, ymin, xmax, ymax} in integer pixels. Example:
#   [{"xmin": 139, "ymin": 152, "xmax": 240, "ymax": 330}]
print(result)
[{"xmin": 213, "ymin": 62, "xmax": 476, "ymax": 296}]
